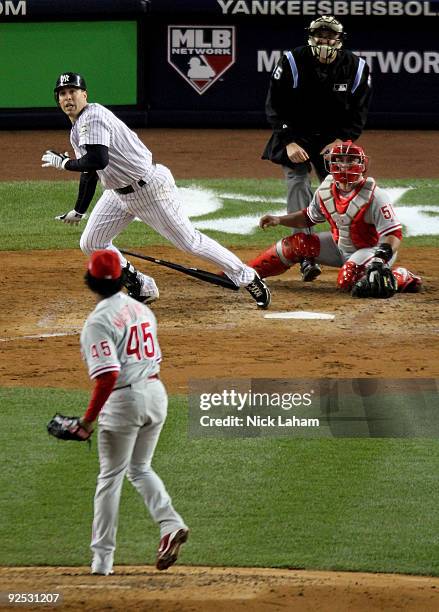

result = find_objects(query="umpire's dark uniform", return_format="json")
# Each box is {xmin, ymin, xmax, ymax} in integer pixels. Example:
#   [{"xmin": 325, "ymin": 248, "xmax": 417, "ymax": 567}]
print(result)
[{"xmin": 263, "ymin": 45, "xmax": 372, "ymax": 218}]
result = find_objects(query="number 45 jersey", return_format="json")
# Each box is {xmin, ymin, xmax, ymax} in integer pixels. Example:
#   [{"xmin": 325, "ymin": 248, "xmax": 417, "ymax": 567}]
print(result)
[{"xmin": 80, "ymin": 292, "xmax": 162, "ymax": 386}]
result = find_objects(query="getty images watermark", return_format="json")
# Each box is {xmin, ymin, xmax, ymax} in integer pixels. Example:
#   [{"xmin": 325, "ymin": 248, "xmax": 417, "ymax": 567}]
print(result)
[
  {"xmin": 198, "ymin": 387, "xmax": 319, "ymax": 429},
  {"xmin": 188, "ymin": 379, "xmax": 439, "ymax": 439}
]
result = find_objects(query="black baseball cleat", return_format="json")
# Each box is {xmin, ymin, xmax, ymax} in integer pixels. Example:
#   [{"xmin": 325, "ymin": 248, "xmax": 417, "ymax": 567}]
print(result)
[
  {"xmin": 156, "ymin": 528, "xmax": 189, "ymax": 571},
  {"xmin": 245, "ymin": 273, "xmax": 271, "ymax": 309},
  {"xmin": 122, "ymin": 262, "xmax": 159, "ymax": 303},
  {"xmin": 300, "ymin": 258, "xmax": 321, "ymax": 282}
]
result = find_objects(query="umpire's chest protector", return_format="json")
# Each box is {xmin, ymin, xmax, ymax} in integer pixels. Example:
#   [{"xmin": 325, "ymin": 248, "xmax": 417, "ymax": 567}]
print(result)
[{"xmin": 285, "ymin": 47, "xmax": 362, "ymax": 134}]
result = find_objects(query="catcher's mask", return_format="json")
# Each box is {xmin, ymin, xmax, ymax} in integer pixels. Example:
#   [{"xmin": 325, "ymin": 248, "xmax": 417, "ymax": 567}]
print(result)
[
  {"xmin": 307, "ymin": 16, "xmax": 345, "ymax": 64},
  {"xmin": 324, "ymin": 141, "xmax": 368, "ymax": 188},
  {"xmin": 54, "ymin": 72, "xmax": 87, "ymax": 102}
]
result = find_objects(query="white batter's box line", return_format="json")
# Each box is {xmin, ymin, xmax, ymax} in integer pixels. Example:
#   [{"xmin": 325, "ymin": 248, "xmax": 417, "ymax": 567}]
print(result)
[{"xmin": 0, "ymin": 331, "xmax": 81, "ymax": 342}]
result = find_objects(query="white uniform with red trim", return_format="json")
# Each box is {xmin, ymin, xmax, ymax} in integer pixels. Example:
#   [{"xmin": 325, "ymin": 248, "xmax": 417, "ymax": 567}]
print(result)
[
  {"xmin": 80, "ymin": 291, "xmax": 187, "ymax": 570},
  {"xmin": 306, "ymin": 175, "xmax": 402, "ymax": 267}
]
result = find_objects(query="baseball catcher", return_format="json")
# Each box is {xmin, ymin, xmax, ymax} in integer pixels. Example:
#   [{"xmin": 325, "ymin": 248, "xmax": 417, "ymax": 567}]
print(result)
[{"xmin": 249, "ymin": 141, "xmax": 422, "ymax": 298}]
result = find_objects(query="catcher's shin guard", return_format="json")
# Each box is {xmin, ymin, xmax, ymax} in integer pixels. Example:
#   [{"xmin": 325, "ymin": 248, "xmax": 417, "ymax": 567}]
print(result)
[
  {"xmin": 392, "ymin": 267, "xmax": 423, "ymax": 293},
  {"xmin": 248, "ymin": 243, "xmax": 290, "ymax": 278},
  {"xmin": 248, "ymin": 233, "xmax": 320, "ymax": 279},
  {"xmin": 337, "ymin": 261, "xmax": 364, "ymax": 291}
]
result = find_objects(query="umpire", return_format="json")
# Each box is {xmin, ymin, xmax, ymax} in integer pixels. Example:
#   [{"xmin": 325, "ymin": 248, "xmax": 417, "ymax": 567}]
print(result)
[{"xmin": 262, "ymin": 15, "xmax": 372, "ymax": 281}]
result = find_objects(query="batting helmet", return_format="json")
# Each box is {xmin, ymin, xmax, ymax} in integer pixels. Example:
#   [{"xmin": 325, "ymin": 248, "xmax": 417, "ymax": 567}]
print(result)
[
  {"xmin": 324, "ymin": 141, "xmax": 368, "ymax": 187},
  {"xmin": 307, "ymin": 16, "xmax": 345, "ymax": 64},
  {"xmin": 54, "ymin": 72, "xmax": 87, "ymax": 101}
]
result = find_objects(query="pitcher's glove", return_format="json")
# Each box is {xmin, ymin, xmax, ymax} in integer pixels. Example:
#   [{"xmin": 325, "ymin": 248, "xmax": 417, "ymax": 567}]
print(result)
[
  {"xmin": 352, "ymin": 260, "xmax": 397, "ymax": 299},
  {"xmin": 47, "ymin": 413, "xmax": 92, "ymax": 442}
]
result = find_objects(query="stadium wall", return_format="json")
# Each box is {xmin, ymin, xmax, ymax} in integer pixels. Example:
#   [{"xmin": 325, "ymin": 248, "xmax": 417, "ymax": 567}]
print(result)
[{"xmin": 0, "ymin": 0, "xmax": 437, "ymax": 129}]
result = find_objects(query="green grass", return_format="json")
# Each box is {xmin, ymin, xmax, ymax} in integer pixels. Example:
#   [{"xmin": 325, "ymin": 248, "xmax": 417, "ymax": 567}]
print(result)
[
  {"xmin": 1, "ymin": 178, "xmax": 438, "ymax": 250},
  {"xmin": 1, "ymin": 387, "xmax": 439, "ymax": 574}
]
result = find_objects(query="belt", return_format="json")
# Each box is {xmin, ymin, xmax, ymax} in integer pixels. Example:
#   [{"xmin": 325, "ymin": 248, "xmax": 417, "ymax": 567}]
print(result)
[
  {"xmin": 115, "ymin": 179, "xmax": 146, "ymax": 195},
  {"xmin": 113, "ymin": 373, "xmax": 159, "ymax": 391}
]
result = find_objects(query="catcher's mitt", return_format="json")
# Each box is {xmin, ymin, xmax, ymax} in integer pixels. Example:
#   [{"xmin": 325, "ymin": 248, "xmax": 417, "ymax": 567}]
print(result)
[
  {"xmin": 47, "ymin": 413, "xmax": 92, "ymax": 442},
  {"xmin": 351, "ymin": 260, "xmax": 397, "ymax": 299}
]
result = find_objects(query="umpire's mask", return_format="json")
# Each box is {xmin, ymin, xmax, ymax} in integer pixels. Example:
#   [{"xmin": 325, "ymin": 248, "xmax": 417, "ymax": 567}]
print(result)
[{"xmin": 307, "ymin": 16, "xmax": 345, "ymax": 64}]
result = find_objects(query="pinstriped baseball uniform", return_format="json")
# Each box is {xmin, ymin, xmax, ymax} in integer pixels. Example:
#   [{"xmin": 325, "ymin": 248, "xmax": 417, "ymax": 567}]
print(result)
[
  {"xmin": 81, "ymin": 291, "xmax": 187, "ymax": 567},
  {"xmin": 306, "ymin": 176, "xmax": 402, "ymax": 267},
  {"xmin": 71, "ymin": 103, "xmax": 255, "ymax": 289}
]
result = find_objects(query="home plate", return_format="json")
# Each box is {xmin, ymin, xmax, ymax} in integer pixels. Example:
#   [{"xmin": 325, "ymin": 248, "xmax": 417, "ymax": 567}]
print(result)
[{"xmin": 264, "ymin": 311, "xmax": 335, "ymax": 320}]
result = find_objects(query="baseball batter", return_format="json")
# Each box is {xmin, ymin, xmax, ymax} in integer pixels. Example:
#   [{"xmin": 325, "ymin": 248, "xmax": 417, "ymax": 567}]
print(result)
[
  {"xmin": 249, "ymin": 141, "xmax": 422, "ymax": 298},
  {"xmin": 79, "ymin": 249, "xmax": 188, "ymax": 575},
  {"xmin": 41, "ymin": 72, "xmax": 270, "ymax": 309}
]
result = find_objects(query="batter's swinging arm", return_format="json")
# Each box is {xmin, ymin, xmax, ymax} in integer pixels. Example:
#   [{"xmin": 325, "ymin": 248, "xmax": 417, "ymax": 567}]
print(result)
[{"xmin": 119, "ymin": 249, "xmax": 240, "ymax": 291}]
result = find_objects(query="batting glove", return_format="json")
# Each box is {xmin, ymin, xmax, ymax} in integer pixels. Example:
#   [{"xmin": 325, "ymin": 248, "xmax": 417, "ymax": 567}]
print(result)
[
  {"xmin": 42, "ymin": 150, "xmax": 70, "ymax": 170},
  {"xmin": 55, "ymin": 210, "xmax": 84, "ymax": 225}
]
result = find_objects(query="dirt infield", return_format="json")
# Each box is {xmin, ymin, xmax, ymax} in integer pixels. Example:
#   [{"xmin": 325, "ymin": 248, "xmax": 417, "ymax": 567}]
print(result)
[
  {"xmin": 0, "ymin": 246, "xmax": 438, "ymax": 394},
  {"xmin": 2, "ymin": 128, "xmax": 439, "ymax": 180},
  {"xmin": 1, "ymin": 130, "xmax": 439, "ymax": 611},
  {"xmin": 1, "ymin": 566, "xmax": 439, "ymax": 612}
]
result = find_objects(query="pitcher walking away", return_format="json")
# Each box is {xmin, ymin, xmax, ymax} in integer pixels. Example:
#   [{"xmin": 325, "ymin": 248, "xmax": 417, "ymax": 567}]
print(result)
[{"xmin": 79, "ymin": 249, "xmax": 189, "ymax": 575}]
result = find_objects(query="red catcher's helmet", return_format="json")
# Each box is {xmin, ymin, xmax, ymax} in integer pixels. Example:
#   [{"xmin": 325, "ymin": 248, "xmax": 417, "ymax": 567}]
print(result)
[{"xmin": 324, "ymin": 141, "xmax": 368, "ymax": 187}]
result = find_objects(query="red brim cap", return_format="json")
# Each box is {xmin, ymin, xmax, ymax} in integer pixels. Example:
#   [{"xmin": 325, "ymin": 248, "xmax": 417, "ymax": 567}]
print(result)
[{"xmin": 88, "ymin": 250, "xmax": 122, "ymax": 280}]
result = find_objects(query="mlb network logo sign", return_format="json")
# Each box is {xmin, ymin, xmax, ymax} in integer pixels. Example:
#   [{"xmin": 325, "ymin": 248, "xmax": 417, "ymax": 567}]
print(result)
[{"xmin": 168, "ymin": 26, "xmax": 235, "ymax": 95}]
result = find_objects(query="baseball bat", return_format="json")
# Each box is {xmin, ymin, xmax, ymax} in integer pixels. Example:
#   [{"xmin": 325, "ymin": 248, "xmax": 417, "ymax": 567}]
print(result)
[{"xmin": 119, "ymin": 249, "xmax": 240, "ymax": 291}]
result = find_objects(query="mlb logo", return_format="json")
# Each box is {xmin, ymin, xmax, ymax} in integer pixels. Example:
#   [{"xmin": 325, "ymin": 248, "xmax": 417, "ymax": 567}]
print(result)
[
  {"xmin": 334, "ymin": 83, "xmax": 348, "ymax": 92},
  {"xmin": 168, "ymin": 26, "xmax": 236, "ymax": 95}
]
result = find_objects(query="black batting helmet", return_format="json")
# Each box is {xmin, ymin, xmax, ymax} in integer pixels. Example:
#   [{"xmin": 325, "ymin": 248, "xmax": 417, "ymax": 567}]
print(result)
[{"xmin": 54, "ymin": 72, "xmax": 87, "ymax": 101}]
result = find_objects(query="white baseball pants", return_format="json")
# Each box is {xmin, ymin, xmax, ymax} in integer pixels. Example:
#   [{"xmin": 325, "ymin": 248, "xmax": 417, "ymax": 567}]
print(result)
[
  {"xmin": 80, "ymin": 164, "xmax": 255, "ymax": 288},
  {"xmin": 91, "ymin": 379, "xmax": 187, "ymax": 562}
]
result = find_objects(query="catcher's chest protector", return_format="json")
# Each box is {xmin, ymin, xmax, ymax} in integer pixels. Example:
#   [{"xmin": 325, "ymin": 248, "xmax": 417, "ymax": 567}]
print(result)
[{"xmin": 318, "ymin": 177, "xmax": 377, "ymax": 252}]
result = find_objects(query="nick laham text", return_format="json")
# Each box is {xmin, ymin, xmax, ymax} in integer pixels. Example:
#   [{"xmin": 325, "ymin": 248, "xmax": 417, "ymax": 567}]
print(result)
[{"xmin": 200, "ymin": 415, "xmax": 320, "ymax": 428}]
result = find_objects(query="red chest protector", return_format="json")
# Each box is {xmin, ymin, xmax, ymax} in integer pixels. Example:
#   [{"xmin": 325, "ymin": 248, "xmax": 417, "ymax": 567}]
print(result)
[{"xmin": 317, "ymin": 177, "xmax": 378, "ymax": 251}]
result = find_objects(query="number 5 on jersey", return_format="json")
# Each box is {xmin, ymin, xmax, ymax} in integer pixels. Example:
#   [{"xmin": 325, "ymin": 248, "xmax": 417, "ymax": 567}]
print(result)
[
  {"xmin": 126, "ymin": 322, "xmax": 155, "ymax": 360},
  {"xmin": 380, "ymin": 204, "xmax": 396, "ymax": 220}
]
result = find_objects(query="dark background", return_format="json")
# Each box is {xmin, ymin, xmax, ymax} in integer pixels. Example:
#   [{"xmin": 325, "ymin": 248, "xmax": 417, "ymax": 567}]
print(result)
[{"xmin": 1, "ymin": 0, "xmax": 438, "ymax": 129}]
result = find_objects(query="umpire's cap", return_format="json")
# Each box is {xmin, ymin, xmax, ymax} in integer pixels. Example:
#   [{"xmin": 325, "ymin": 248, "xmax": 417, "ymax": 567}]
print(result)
[{"xmin": 54, "ymin": 72, "xmax": 87, "ymax": 100}]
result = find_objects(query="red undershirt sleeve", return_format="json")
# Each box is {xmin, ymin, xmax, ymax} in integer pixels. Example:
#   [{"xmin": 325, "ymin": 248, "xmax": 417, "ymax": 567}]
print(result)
[{"xmin": 83, "ymin": 371, "xmax": 119, "ymax": 423}]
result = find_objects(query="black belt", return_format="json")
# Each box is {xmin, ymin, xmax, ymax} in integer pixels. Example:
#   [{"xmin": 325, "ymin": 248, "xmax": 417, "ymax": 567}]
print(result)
[
  {"xmin": 113, "ymin": 373, "xmax": 160, "ymax": 391},
  {"xmin": 115, "ymin": 179, "xmax": 146, "ymax": 195}
]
